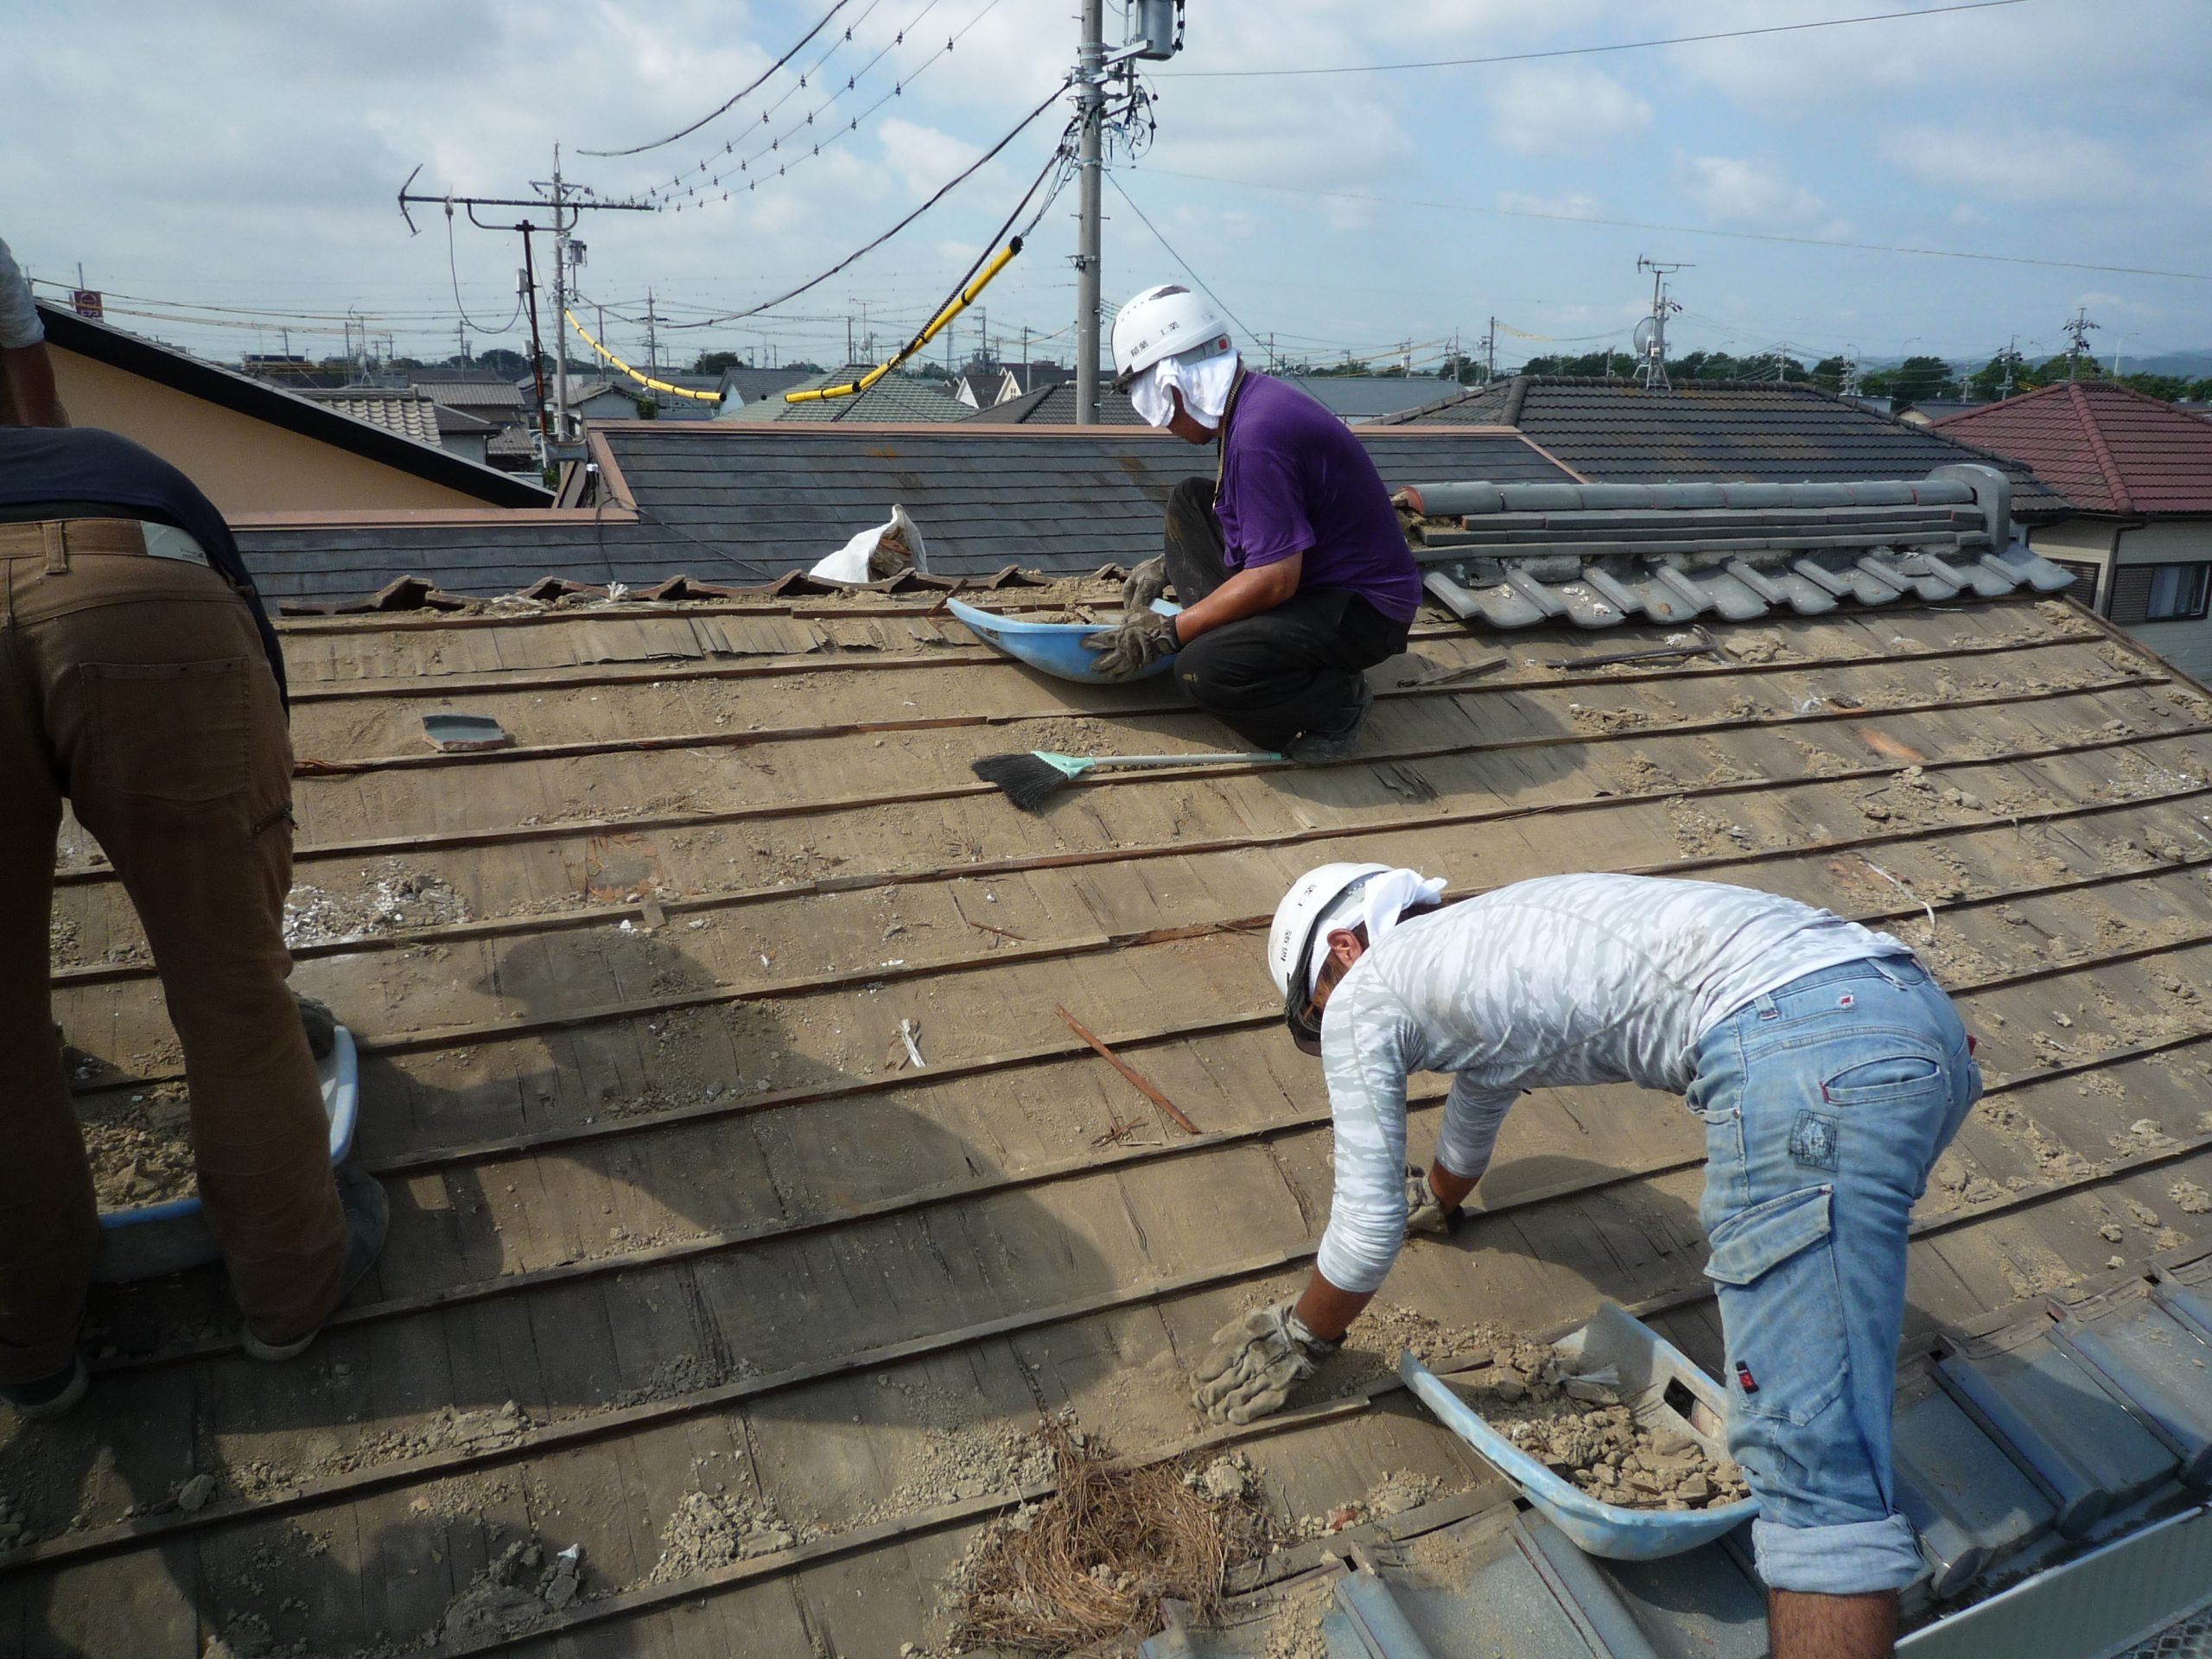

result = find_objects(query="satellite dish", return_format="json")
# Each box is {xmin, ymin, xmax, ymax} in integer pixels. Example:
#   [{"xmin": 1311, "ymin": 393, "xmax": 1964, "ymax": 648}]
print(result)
[{"xmin": 1632, "ymin": 317, "xmax": 1657, "ymax": 357}]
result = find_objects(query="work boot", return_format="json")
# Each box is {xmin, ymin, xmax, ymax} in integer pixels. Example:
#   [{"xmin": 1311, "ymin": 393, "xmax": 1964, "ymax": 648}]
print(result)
[
  {"xmin": 1287, "ymin": 677, "xmax": 1375, "ymax": 765},
  {"xmin": 242, "ymin": 1164, "xmax": 389, "ymax": 1363},
  {"xmin": 1, "ymin": 1354, "xmax": 89, "ymax": 1422}
]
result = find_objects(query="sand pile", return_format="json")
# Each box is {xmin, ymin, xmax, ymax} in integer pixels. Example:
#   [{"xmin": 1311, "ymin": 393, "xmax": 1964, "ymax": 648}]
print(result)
[
  {"xmin": 80, "ymin": 1086, "xmax": 196, "ymax": 1209},
  {"xmin": 1469, "ymin": 1344, "xmax": 1749, "ymax": 1511}
]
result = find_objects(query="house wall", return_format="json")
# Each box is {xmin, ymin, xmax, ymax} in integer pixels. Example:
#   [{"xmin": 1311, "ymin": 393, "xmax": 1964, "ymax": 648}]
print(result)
[
  {"xmin": 2116, "ymin": 518, "xmax": 2212, "ymax": 683},
  {"xmin": 48, "ymin": 346, "xmax": 497, "ymax": 515},
  {"xmin": 2031, "ymin": 516, "xmax": 2212, "ymax": 684},
  {"xmin": 2027, "ymin": 516, "xmax": 2120, "ymax": 609}
]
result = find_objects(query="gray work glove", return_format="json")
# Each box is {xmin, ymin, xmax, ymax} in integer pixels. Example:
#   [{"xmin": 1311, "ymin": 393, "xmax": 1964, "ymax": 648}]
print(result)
[
  {"xmin": 1083, "ymin": 607, "xmax": 1179, "ymax": 682},
  {"xmin": 1191, "ymin": 1301, "xmax": 1340, "ymax": 1424},
  {"xmin": 1405, "ymin": 1164, "xmax": 1455, "ymax": 1236},
  {"xmin": 1122, "ymin": 556, "xmax": 1170, "ymax": 614},
  {"xmin": 296, "ymin": 994, "xmax": 338, "ymax": 1061}
]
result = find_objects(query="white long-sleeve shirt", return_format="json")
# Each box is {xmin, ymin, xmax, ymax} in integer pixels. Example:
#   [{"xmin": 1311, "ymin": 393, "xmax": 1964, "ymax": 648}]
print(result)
[
  {"xmin": 0, "ymin": 239, "xmax": 43, "ymax": 350},
  {"xmin": 1313, "ymin": 874, "xmax": 1912, "ymax": 1293}
]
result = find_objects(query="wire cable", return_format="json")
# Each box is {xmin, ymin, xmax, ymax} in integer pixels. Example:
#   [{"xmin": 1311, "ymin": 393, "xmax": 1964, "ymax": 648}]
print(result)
[
  {"xmin": 664, "ymin": 79, "xmax": 1071, "ymax": 328},
  {"xmin": 1101, "ymin": 171, "xmax": 1257, "ymax": 343},
  {"xmin": 444, "ymin": 206, "xmax": 522, "ymax": 335},
  {"xmin": 582, "ymin": 0, "xmax": 858, "ymax": 156},
  {"xmin": 1165, "ymin": 0, "xmax": 2030, "ymax": 79}
]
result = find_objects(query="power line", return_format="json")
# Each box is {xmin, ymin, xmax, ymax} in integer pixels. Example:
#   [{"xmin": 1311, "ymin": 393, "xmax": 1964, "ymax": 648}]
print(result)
[
  {"xmin": 649, "ymin": 0, "xmax": 1001, "ymax": 215},
  {"xmin": 643, "ymin": 0, "xmax": 930, "ymax": 205},
  {"xmin": 1137, "ymin": 165, "xmax": 2212, "ymax": 283},
  {"xmin": 582, "ymin": 0, "xmax": 858, "ymax": 156},
  {"xmin": 663, "ymin": 79, "xmax": 1071, "ymax": 328},
  {"xmin": 1163, "ymin": 0, "xmax": 2030, "ymax": 79},
  {"xmin": 1101, "ymin": 171, "xmax": 1256, "ymax": 343}
]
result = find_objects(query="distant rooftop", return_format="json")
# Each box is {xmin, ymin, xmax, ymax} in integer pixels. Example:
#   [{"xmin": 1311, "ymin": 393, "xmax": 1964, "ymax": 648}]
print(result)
[{"xmin": 1932, "ymin": 380, "xmax": 2212, "ymax": 516}]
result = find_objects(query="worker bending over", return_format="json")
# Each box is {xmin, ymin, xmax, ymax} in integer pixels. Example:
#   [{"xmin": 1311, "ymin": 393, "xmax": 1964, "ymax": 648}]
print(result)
[
  {"xmin": 0, "ymin": 289, "xmax": 385, "ymax": 1418},
  {"xmin": 1085, "ymin": 283, "xmax": 1421, "ymax": 763},
  {"xmin": 1194, "ymin": 866, "xmax": 1980, "ymax": 1659}
]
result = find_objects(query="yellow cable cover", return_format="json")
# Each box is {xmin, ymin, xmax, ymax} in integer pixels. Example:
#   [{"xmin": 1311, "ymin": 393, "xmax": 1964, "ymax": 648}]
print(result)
[
  {"xmin": 785, "ymin": 238, "xmax": 1022, "ymax": 404},
  {"xmin": 562, "ymin": 311, "xmax": 723, "ymax": 400}
]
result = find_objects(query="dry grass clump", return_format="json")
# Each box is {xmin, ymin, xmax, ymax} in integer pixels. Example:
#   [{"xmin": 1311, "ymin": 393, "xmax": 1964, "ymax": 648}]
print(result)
[{"xmin": 950, "ymin": 1425, "xmax": 1268, "ymax": 1655}]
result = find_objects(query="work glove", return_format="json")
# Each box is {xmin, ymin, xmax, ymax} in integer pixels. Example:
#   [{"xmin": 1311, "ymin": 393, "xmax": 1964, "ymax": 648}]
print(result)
[
  {"xmin": 1121, "ymin": 556, "xmax": 1170, "ymax": 614},
  {"xmin": 296, "ymin": 994, "xmax": 339, "ymax": 1061},
  {"xmin": 1191, "ymin": 1301, "xmax": 1341, "ymax": 1424},
  {"xmin": 1084, "ymin": 607, "xmax": 1179, "ymax": 682},
  {"xmin": 1405, "ymin": 1164, "xmax": 1456, "ymax": 1236}
]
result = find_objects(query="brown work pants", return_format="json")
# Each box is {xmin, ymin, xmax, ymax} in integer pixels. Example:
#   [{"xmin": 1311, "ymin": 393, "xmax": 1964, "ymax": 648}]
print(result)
[{"xmin": 0, "ymin": 518, "xmax": 344, "ymax": 1383}]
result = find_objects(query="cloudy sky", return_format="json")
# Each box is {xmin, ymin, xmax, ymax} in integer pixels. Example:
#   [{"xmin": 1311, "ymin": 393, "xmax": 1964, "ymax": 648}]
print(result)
[{"xmin": 6, "ymin": 0, "xmax": 2210, "ymax": 376}]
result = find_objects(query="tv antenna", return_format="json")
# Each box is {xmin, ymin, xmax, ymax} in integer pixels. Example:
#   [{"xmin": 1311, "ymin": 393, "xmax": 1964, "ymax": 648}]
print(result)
[{"xmin": 1635, "ymin": 256, "xmax": 1688, "ymax": 390}]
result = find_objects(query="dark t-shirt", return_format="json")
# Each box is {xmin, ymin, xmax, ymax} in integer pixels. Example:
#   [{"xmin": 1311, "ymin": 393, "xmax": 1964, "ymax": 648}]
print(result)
[
  {"xmin": 1212, "ymin": 372, "xmax": 1422, "ymax": 625},
  {"xmin": 0, "ymin": 426, "xmax": 287, "ymax": 703}
]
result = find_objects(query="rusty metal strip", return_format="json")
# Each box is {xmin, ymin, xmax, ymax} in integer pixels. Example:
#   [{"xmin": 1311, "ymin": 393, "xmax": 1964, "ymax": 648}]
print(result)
[{"xmin": 49, "ymin": 668, "xmax": 2185, "ymax": 895}]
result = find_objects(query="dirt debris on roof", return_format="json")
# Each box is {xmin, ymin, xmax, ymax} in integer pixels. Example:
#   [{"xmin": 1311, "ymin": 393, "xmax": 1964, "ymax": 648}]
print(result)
[{"xmin": 17, "ymin": 579, "xmax": 2212, "ymax": 1657}]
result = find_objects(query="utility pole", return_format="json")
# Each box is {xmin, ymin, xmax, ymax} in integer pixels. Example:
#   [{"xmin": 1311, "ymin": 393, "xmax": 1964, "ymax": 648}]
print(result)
[
  {"xmin": 1073, "ymin": 0, "xmax": 1105, "ymax": 425},
  {"xmin": 645, "ymin": 289, "xmax": 658, "ymax": 377},
  {"xmin": 397, "ymin": 159, "xmax": 651, "ymax": 467},
  {"xmin": 1635, "ymin": 257, "xmax": 1688, "ymax": 391},
  {"xmin": 2063, "ymin": 306, "xmax": 2099, "ymax": 380},
  {"xmin": 2000, "ymin": 333, "xmax": 2018, "ymax": 400},
  {"xmin": 1485, "ymin": 317, "xmax": 1497, "ymax": 382}
]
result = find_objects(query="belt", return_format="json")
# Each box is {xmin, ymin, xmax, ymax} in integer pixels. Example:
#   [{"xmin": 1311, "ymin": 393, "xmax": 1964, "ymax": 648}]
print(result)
[{"xmin": 0, "ymin": 517, "xmax": 208, "ymax": 567}]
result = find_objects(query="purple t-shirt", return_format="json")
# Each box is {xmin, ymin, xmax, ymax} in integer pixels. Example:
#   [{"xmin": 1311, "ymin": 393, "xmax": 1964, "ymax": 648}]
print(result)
[{"xmin": 1212, "ymin": 372, "xmax": 1421, "ymax": 624}]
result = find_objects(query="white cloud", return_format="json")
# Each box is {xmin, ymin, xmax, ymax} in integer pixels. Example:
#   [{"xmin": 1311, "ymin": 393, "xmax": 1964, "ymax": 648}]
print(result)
[
  {"xmin": 1672, "ymin": 153, "xmax": 1842, "ymax": 237},
  {"xmin": 1882, "ymin": 121, "xmax": 2145, "ymax": 208},
  {"xmin": 1497, "ymin": 191, "xmax": 1604, "ymax": 221},
  {"xmin": 1490, "ymin": 67, "xmax": 1650, "ymax": 155}
]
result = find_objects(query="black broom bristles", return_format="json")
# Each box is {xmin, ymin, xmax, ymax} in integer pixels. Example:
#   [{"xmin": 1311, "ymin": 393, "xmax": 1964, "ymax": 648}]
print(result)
[{"xmin": 970, "ymin": 752, "xmax": 1076, "ymax": 813}]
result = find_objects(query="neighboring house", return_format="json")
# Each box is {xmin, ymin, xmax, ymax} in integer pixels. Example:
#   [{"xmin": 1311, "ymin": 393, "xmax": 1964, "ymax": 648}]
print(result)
[
  {"xmin": 1897, "ymin": 399, "xmax": 1985, "ymax": 427},
  {"xmin": 961, "ymin": 382, "xmax": 1147, "ymax": 424},
  {"xmin": 716, "ymin": 365, "xmax": 811, "ymax": 406},
  {"xmin": 297, "ymin": 387, "xmax": 499, "ymax": 466},
  {"xmin": 719, "ymin": 365, "xmax": 969, "ymax": 423},
  {"xmin": 416, "ymin": 378, "xmax": 537, "ymax": 473},
  {"xmin": 1936, "ymin": 382, "xmax": 2212, "ymax": 677},
  {"xmin": 1370, "ymin": 376, "xmax": 2075, "ymax": 518},
  {"xmin": 1281, "ymin": 374, "xmax": 1459, "ymax": 424},
  {"xmin": 34, "ymin": 302, "xmax": 550, "ymax": 513}
]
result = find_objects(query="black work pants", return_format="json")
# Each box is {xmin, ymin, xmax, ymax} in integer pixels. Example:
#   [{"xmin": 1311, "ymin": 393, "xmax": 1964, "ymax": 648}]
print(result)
[{"xmin": 1161, "ymin": 476, "xmax": 1408, "ymax": 753}]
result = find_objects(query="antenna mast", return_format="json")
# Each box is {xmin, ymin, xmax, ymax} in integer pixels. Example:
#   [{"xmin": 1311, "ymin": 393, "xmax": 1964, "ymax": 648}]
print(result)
[{"xmin": 1635, "ymin": 257, "xmax": 1688, "ymax": 390}]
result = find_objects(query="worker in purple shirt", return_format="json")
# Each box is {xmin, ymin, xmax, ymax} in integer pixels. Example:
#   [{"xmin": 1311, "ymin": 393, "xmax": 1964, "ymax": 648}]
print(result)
[{"xmin": 1086, "ymin": 283, "xmax": 1421, "ymax": 762}]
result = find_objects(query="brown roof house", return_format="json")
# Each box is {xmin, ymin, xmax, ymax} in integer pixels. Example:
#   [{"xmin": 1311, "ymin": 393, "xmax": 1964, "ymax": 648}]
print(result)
[
  {"xmin": 1937, "ymin": 382, "xmax": 2212, "ymax": 680},
  {"xmin": 35, "ymin": 303, "xmax": 550, "ymax": 515}
]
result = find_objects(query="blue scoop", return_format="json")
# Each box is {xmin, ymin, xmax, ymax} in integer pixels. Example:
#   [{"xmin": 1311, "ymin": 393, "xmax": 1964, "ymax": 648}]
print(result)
[{"xmin": 947, "ymin": 595, "xmax": 1183, "ymax": 684}]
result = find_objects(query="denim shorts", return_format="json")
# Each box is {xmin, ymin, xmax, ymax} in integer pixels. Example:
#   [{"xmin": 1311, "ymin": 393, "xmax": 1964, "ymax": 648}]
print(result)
[{"xmin": 1685, "ymin": 955, "xmax": 1980, "ymax": 1597}]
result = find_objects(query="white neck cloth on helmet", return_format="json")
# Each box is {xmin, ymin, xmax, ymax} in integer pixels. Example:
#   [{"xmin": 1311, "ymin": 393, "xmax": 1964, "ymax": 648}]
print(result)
[
  {"xmin": 1131, "ymin": 344, "xmax": 1240, "ymax": 429},
  {"xmin": 1306, "ymin": 867, "xmax": 1447, "ymax": 999}
]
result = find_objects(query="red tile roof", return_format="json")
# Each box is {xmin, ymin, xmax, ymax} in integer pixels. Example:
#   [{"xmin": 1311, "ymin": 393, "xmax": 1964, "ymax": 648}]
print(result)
[{"xmin": 1931, "ymin": 381, "xmax": 2212, "ymax": 516}]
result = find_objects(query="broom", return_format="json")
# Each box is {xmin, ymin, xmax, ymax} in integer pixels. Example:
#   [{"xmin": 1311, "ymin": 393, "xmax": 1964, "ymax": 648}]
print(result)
[{"xmin": 971, "ymin": 748, "xmax": 1281, "ymax": 812}]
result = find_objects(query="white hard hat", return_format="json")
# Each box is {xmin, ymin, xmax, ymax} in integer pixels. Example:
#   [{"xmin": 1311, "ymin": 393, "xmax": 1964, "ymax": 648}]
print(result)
[
  {"xmin": 1268, "ymin": 862, "xmax": 1390, "ymax": 1009},
  {"xmin": 1110, "ymin": 283, "xmax": 1231, "ymax": 391}
]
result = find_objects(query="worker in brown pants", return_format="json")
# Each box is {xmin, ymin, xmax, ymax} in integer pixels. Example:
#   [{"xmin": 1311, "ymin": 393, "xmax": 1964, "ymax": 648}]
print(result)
[{"xmin": 0, "ymin": 419, "xmax": 386, "ymax": 1419}]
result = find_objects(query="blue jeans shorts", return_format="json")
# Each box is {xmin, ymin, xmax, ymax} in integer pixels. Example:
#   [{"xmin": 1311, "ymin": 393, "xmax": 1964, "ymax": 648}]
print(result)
[{"xmin": 1686, "ymin": 954, "xmax": 1980, "ymax": 1597}]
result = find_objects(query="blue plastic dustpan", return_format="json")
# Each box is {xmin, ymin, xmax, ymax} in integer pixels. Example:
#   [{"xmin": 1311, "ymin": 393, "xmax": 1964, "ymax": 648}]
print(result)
[
  {"xmin": 1400, "ymin": 1301, "xmax": 1758, "ymax": 1560},
  {"xmin": 946, "ymin": 594, "xmax": 1183, "ymax": 684},
  {"xmin": 93, "ymin": 1025, "xmax": 361, "ymax": 1282}
]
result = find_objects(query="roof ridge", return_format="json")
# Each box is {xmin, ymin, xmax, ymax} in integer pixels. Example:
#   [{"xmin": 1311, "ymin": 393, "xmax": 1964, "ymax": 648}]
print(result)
[{"xmin": 2067, "ymin": 381, "xmax": 2135, "ymax": 515}]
